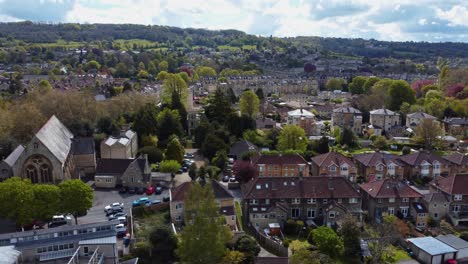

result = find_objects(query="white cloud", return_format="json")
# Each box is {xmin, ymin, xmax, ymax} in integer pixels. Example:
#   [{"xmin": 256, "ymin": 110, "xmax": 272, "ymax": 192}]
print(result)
[{"xmin": 436, "ymin": 5, "xmax": 468, "ymax": 26}]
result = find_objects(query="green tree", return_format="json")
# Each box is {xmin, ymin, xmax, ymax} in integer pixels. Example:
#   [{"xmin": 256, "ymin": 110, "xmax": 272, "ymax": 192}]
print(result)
[
  {"xmin": 201, "ymin": 133, "xmax": 228, "ymax": 160},
  {"xmin": 198, "ymin": 165, "xmax": 207, "ymax": 182},
  {"xmin": 196, "ymin": 66, "xmax": 217, "ymax": 77},
  {"xmin": 212, "ymin": 150, "xmax": 228, "ymax": 171},
  {"xmin": 277, "ymin": 125, "xmax": 308, "ymax": 152},
  {"xmin": 388, "ymin": 80, "xmax": 416, "ymax": 111},
  {"xmin": 325, "ymin": 78, "xmax": 345, "ymax": 91},
  {"xmin": 170, "ymin": 90, "xmax": 188, "ymax": 131},
  {"xmin": 115, "ymin": 62, "xmax": 128, "ymax": 77},
  {"xmin": 339, "ymin": 214, "xmax": 361, "ymax": 257},
  {"xmin": 138, "ymin": 146, "xmax": 163, "ymax": 163},
  {"xmin": 189, "ymin": 163, "xmax": 198, "ymax": 181},
  {"xmin": 348, "ymin": 76, "xmax": 368, "ymax": 94},
  {"xmin": 156, "ymin": 108, "xmax": 183, "ymax": 143},
  {"xmin": 311, "ymin": 226, "xmax": 344, "ymax": 258},
  {"xmin": 316, "ymin": 136, "xmax": 330, "ymax": 154},
  {"xmin": 159, "ymin": 160, "xmax": 181, "ymax": 173},
  {"xmin": 32, "ymin": 184, "xmax": 61, "ymax": 223},
  {"xmin": 38, "ymin": 79, "xmax": 52, "ymax": 92},
  {"xmin": 372, "ymin": 136, "xmax": 388, "ymax": 150},
  {"xmin": 156, "ymin": 71, "xmax": 168, "ymax": 81},
  {"xmin": 239, "ymin": 90, "xmax": 260, "ymax": 117},
  {"xmin": 165, "ymin": 136, "xmax": 185, "ymax": 163},
  {"xmin": 204, "ymin": 88, "xmax": 234, "ymax": 124},
  {"xmin": 0, "ymin": 177, "xmax": 34, "ymax": 227},
  {"xmin": 179, "ymin": 72, "xmax": 190, "ymax": 83},
  {"xmin": 363, "ymin": 77, "xmax": 380, "ymax": 93},
  {"xmin": 176, "ymin": 182, "xmax": 232, "ymax": 264},
  {"xmin": 413, "ymin": 119, "xmax": 443, "ymax": 150},
  {"xmin": 234, "ymin": 235, "xmax": 260, "ymax": 263},
  {"xmin": 137, "ymin": 70, "xmax": 149, "ymax": 79},
  {"xmin": 159, "ymin": 61, "xmax": 169, "ymax": 72},
  {"xmin": 149, "ymin": 227, "xmax": 178, "ymax": 263},
  {"xmin": 138, "ymin": 61, "xmax": 146, "ymax": 71},
  {"xmin": 255, "ymin": 88, "xmax": 265, "ymax": 101},
  {"xmin": 290, "ymin": 248, "xmax": 320, "ymax": 264},
  {"xmin": 162, "ymin": 73, "xmax": 188, "ymax": 105},
  {"xmin": 59, "ymin": 179, "xmax": 94, "ymax": 225},
  {"xmin": 340, "ymin": 128, "xmax": 358, "ymax": 148},
  {"xmin": 147, "ymin": 61, "xmax": 157, "ymax": 75},
  {"xmin": 132, "ymin": 103, "xmax": 159, "ymax": 137},
  {"xmin": 222, "ymin": 250, "xmax": 246, "ymax": 264},
  {"xmin": 85, "ymin": 60, "xmax": 101, "ymax": 71}
]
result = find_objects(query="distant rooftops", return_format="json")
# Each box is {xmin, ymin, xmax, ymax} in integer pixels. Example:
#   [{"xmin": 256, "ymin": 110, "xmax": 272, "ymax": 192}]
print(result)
[
  {"xmin": 370, "ymin": 108, "xmax": 399, "ymax": 116},
  {"xmin": 287, "ymin": 108, "xmax": 315, "ymax": 117},
  {"xmin": 407, "ymin": 111, "xmax": 436, "ymax": 120}
]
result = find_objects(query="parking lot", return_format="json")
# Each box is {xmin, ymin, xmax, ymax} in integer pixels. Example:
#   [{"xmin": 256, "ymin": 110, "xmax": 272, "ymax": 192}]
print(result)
[{"xmin": 77, "ymin": 188, "xmax": 170, "ymax": 225}]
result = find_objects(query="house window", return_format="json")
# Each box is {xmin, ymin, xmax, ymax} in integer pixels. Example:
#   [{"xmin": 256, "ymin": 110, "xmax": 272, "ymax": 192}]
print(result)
[
  {"xmin": 307, "ymin": 208, "xmax": 316, "ymax": 219},
  {"xmin": 307, "ymin": 198, "xmax": 316, "ymax": 204},
  {"xmin": 291, "ymin": 208, "xmax": 300, "ymax": 218},
  {"xmin": 402, "ymin": 198, "xmax": 409, "ymax": 203},
  {"xmin": 400, "ymin": 207, "xmax": 409, "ymax": 217},
  {"xmin": 252, "ymin": 208, "xmax": 258, "ymax": 212},
  {"xmin": 175, "ymin": 203, "xmax": 183, "ymax": 210},
  {"xmin": 252, "ymin": 214, "xmax": 258, "ymax": 219},
  {"xmin": 328, "ymin": 211, "xmax": 336, "ymax": 218},
  {"xmin": 270, "ymin": 213, "xmax": 276, "ymax": 219},
  {"xmin": 434, "ymin": 164, "xmax": 440, "ymax": 169},
  {"xmin": 292, "ymin": 198, "xmax": 301, "ymax": 204},
  {"xmin": 265, "ymin": 199, "xmax": 270, "ymax": 205},
  {"xmin": 341, "ymin": 166, "xmax": 348, "ymax": 171},
  {"xmin": 291, "ymin": 181, "xmax": 296, "ymax": 186},
  {"xmin": 434, "ymin": 213, "xmax": 438, "ymax": 218},
  {"xmin": 376, "ymin": 165, "xmax": 384, "ymax": 171},
  {"xmin": 258, "ymin": 166, "xmax": 264, "ymax": 172},
  {"xmin": 349, "ymin": 198, "xmax": 358, "ymax": 204},
  {"xmin": 283, "ymin": 182, "xmax": 288, "ymax": 186},
  {"xmin": 329, "ymin": 166, "xmax": 336, "ymax": 172},
  {"xmin": 388, "ymin": 165, "xmax": 394, "ymax": 170},
  {"xmin": 389, "ymin": 198, "xmax": 395, "ymax": 203},
  {"xmin": 256, "ymin": 184, "xmax": 261, "ymax": 189},
  {"xmin": 453, "ymin": 205, "xmax": 461, "ymax": 213},
  {"xmin": 378, "ymin": 198, "xmax": 383, "ymax": 203},
  {"xmin": 323, "ymin": 199, "xmax": 328, "ymax": 204},
  {"xmin": 250, "ymin": 199, "xmax": 258, "ymax": 205},
  {"xmin": 388, "ymin": 207, "xmax": 395, "ymax": 215},
  {"xmin": 454, "ymin": 195, "xmax": 463, "ymax": 201},
  {"xmin": 261, "ymin": 208, "xmax": 267, "ymax": 212},
  {"xmin": 34, "ymin": 143, "xmax": 39, "ymax": 149}
]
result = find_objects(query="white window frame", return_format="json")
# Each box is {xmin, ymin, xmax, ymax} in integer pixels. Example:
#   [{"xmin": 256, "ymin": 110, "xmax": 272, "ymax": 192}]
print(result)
[
  {"xmin": 307, "ymin": 208, "xmax": 316, "ymax": 219},
  {"xmin": 454, "ymin": 194, "xmax": 463, "ymax": 201},
  {"xmin": 307, "ymin": 198, "xmax": 316, "ymax": 204},
  {"xmin": 388, "ymin": 198, "xmax": 395, "ymax": 203},
  {"xmin": 292, "ymin": 198, "xmax": 301, "ymax": 204},
  {"xmin": 349, "ymin": 198, "xmax": 358, "ymax": 204},
  {"xmin": 250, "ymin": 199, "xmax": 258, "ymax": 205},
  {"xmin": 402, "ymin": 198, "xmax": 409, "ymax": 203}
]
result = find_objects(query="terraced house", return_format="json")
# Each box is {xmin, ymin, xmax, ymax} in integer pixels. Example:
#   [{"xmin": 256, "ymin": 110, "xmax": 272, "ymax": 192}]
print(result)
[
  {"xmin": 310, "ymin": 151, "xmax": 357, "ymax": 182},
  {"xmin": 242, "ymin": 176, "xmax": 362, "ymax": 229},
  {"xmin": 399, "ymin": 151, "xmax": 452, "ymax": 179},
  {"xmin": 354, "ymin": 152, "xmax": 405, "ymax": 182},
  {"xmin": 444, "ymin": 152, "xmax": 468, "ymax": 175},
  {"xmin": 430, "ymin": 174, "xmax": 468, "ymax": 226}
]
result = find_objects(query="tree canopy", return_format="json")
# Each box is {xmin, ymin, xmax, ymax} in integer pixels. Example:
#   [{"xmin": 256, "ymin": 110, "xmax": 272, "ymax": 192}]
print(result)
[{"xmin": 277, "ymin": 125, "xmax": 308, "ymax": 152}]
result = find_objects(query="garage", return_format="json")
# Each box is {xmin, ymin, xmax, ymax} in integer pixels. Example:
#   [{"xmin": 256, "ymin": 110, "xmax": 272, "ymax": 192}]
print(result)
[
  {"xmin": 437, "ymin": 234, "xmax": 468, "ymax": 260},
  {"xmin": 408, "ymin": 237, "xmax": 457, "ymax": 264}
]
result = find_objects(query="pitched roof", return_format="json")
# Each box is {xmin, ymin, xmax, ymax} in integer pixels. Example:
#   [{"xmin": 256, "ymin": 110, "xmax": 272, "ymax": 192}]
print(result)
[
  {"xmin": 443, "ymin": 117, "xmax": 468, "ymax": 125},
  {"xmin": 288, "ymin": 108, "xmax": 315, "ymax": 117},
  {"xmin": 96, "ymin": 159, "xmax": 133, "ymax": 175},
  {"xmin": 333, "ymin": 106, "xmax": 361, "ymax": 114},
  {"xmin": 72, "ymin": 137, "xmax": 95, "ymax": 155},
  {"xmin": 370, "ymin": 108, "xmax": 399, "ymax": 116},
  {"xmin": 311, "ymin": 151, "xmax": 355, "ymax": 167},
  {"xmin": 242, "ymin": 176, "xmax": 360, "ymax": 199},
  {"xmin": 407, "ymin": 112, "xmax": 436, "ymax": 120},
  {"xmin": 35, "ymin": 115, "xmax": 73, "ymax": 163},
  {"xmin": 359, "ymin": 179, "xmax": 423, "ymax": 198},
  {"xmin": 255, "ymin": 154, "xmax": 307, "ymax": 165},
  {"xmin": 399, "ymin": 151, "xmax": 450, "ymax": 166},
  {"xmin": 408, "ymin": 237, "xmax": 457, "ymax": 255},
  {"xmin": 444, "ymin": 152, "xmax": 468, "ymax": 166},
  {"xmin": 424, "ymin": 192, "xmax": 449, "ymax": 203},
  {"xmin": 353, "ymin": 152, "xmax": 403, "ymax": 167},
  {"xmin": 229, "ymin": 140, "xmax": 259, "ymax": 158},
  {"xmin": 171, "ymin": 180, "xmax": 234, "ymax": 202},
  {"xmin": 3, "ymin": 145, "xmax": 24, "ymax": 166},
  {"xmin": 431, "ymin": 174, "xmax": 468, "ymax": 195}
]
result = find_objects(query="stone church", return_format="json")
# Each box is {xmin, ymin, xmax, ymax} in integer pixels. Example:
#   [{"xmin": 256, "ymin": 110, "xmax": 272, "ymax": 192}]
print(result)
[{"xmin": 0, "ymin": 115, "xmax": 96, "ymax": 184}]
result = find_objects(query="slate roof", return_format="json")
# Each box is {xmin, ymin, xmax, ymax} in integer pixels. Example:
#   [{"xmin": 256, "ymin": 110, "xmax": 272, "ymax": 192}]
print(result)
[
  {"xmin": 4, "ymin": 145, "xmax": 24, "ymax": 166},
  {"xmin": 407, "ymin": 112, "xmax": 436, "ymax": 120},
  {"xmin": 229, "ymin": 140, "xmax": 259, "ymax": 159},
  {"xmin": 431, "ymin": 174, "xmax": 468, "ymax": 195},
  {"xmin": 333, "ymin": 106, "xmax": 361, "ymax": 114},
  {"xmin": 288, "ymin": 108, "xmax": 315, "ymax": 117},
  {"xmin": 424, "ymin": 192, "xmax": 449, "ymax": 203},
  {"xmin": 311, "ymin": 151, "xmax": 355, "ymax": 167},
  {"xmin": 443, "ymin": 117, "xmax": 468, "ymax": 125},
  {"xmin": 243, "ymin": 176, "xmax": 360, "ymax": 199},
  {"xmin": 354, "ymin": 152, "xmax": 403, "ymax": 167},
  {"xmin": 35, "ymin": 115, "xmax": 73, "ymax": 163},
  {"xmin": 370, "ymin": 108, "xmax": 399, "ymax": 116},
  {"xmin": 0, "ymin": 246, "xmax": 21, "ymax": 264},
  {"xmin": 254, "ymin": 154, "xmax": 307, "ymax": 165},
  {"xmin": 96, "ymin": 159, "xmax": 133, "ymax": 175},
  {"xmin": 72, "ymin": 137, "xmax": 95, "ymax": 155},
  {"xmin": 171, "ymin": 180, "xmax": 234, "ymax": 202},
  {"xmin": 399, "ymin": 151, "xmax": 450, "ymax": 166},
  {"xmin": 444, "ymin": 152, "xmax": 468, "ymax": 166},
  {"xmin": 359, "ymin": 179, "xmax": 423, "ymax": 199}
]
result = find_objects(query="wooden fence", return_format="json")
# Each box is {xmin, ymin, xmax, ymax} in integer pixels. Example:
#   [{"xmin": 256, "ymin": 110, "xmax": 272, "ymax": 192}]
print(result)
[{"xmin": 248, "ymin": 224, "xmax": 288, "ymax": 257}]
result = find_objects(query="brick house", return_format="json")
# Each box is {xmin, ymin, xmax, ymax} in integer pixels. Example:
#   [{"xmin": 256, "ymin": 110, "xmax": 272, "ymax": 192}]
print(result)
[
  {"xmin": 359, "ymin": 179, "xmax": 423, "ymax": 223},
  {"xmin": 430, "ymin": 174, "xmax": 468, "ymax": 226},
  {"xmin": 254, "ymin": 154, "xmax": 309, "ymax": 178},
  {"xmin": 369, "ymin": 108, "xmax": 400, "ymax": 136},
  {"xmin": 353, "ymin": 152, "xmax": 405, "ymax": 182},
  {"xmin": 170, "ymin": 180, "xmax": 236, "ymax": 230},
  {"xmin": 331, "ymin": 106, "xmax": 362, "ymax": 135},
  {"xmin": 311, "ymin": 151, "xmax": 357, "ymax": 182},
  {"xmin": 242, "ymin": 176, "xmax": 362, "ymax": 229},
  {"xmin": 399, "ymin": 151, "xmax": 452, "ymax": 179},
  {"xmin": 444, "ymin": 152, "xmax": 468, "ymax": 175}
]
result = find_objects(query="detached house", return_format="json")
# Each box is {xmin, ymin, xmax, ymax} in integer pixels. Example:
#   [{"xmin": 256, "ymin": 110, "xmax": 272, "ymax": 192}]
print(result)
[
  {"xmin": 360, "ymin": 179, "xmax": 423, "ymax": 223},
  {"xmin": 354, "ymin": 152, "xmax": 405, "ymax": 182},
  {"xmin": 242, "ymin": 176, "xmax": 362, "ymax": 229},
  {"xmin": 444, "ymin": 152, "xmax": 468, "ymax": 175},
  {"xmin": 399, "ymin": 151, "xmax": 451, "ymax": 179},
  {"xmin": 254, "ymin": 154, "xmax": 309, "ymax": 178},
  {"xmin": 369, "ymin": 108, "xmax": 400, "ymax": 136},
  {"xmin": 406, "ymin": 112, "xmax": 437, "ymax": 130},
  {"xmin": 100, "ymin": 129, "xmax": 138, "ymax": 159},
  {"xmin": 331, "ymin": 107, "xmax": 362, "ymax": 135},
  {"xmin": 311, "ymin": 151, "xmax": 357, "ymax": 182},
  {"xmin": 430, "ymin": 174, "xmax": 468, "ymax": 226}
]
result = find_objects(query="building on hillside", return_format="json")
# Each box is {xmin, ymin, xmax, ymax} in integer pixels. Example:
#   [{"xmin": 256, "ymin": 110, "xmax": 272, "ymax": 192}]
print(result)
[
  {"xmin": 353, "ymin": 152, "xmax": 405, "ymax": 182},
  {"xmin": 406, "ymin": 112, "xmax": 437, "ymax": 130},
  {"xmin": 254, "ymin": 154, "xmax": 309, "ymax": 178},
  {"xmin": 369, "ymin": 108, "xmax": 400, "ymax": 136},
  {"xmin": 310, "ymin": 151, "xmax": 357, "ymax": 182},
  {"xmin": 430, "ymin": 174, "xmax": 468, "ymax": 226},
  {"xmin": 443, "ymin": 117, "xmax": 468, "ymax": 139},
  {"xmin": 399, "ymin": 151, "xmax": 452, "ymax": 179},
  {"xmin": 94, "ymin": 155, "xmax": 150, "ymax": 188},
  {"xmin": 331, "ymin": 106, "xmax": 362, "ymax": 135},
  {"xmin": 170, "ymin": 180, "xmax": 237, "ymax": 230},
  {"xmin": 444, "ymin": 152, "xmax": 468, "ymax": 175},
  {"xmin": 410, "ymin": 202, "xmax": 429, "ymax": 229},
  {"xmin": 286, "ymin": 109, "xmax": 316, "ymax": 135},
  {"xmin": 242, "ymin": 176, "xmax": 362, "ymax": 229},
  {"xmin": 100, "ymin": 129, "xmax": 138, "ymax": 159},
  {"xmin": 359, "ymin": 179, "xmax": 423, "ymax": 223}
]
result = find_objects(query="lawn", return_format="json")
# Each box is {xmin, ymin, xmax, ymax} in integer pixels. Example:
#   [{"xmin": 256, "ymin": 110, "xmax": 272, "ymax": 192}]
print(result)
[
  {"xmin": 133, "ymin": 207, "xmax": 171, "ymax": 242},
  {"xmin": 235, "ymin": 201, "xmax": 243, "ymax": 230}
]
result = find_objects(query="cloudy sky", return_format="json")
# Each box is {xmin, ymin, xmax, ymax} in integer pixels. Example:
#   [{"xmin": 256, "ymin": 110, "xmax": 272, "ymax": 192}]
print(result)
[{"xmin": 0, "ymin": 0, "xmax": 467, "ymax": 42}]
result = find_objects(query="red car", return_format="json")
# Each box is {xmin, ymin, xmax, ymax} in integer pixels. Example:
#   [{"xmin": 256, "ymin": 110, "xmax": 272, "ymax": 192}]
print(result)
[{"xmin": 146, "ymin": 186, "xmax": 155, "ymax": 195}]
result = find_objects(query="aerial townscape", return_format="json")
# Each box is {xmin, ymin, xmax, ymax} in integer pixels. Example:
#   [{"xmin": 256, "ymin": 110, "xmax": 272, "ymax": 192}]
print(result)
[{"xmin": 0, "ymin": 2, "xmax": 468, "ymax": 264}]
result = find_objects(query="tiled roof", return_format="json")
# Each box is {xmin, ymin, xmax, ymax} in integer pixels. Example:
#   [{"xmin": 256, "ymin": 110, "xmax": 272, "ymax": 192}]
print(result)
[
  {"xmin": 96, "ymin": 159, "xmax": 133, "ymax": 175},
  {"xmin": 311, "ymin": 151, "xmax": 355, "ymax": 167},
  {"xmin": 255, "ymin": 154, "xmax": 307, "ymax": 165},
  {"xmin": 370, "ymin": 108, "xmax": 399, "ymax": 116},
  {"xmin": 171, "ymin": 180, "xmax": 234, "ymax": 202},
  {"xmin": 407, "ymin": 112, "xmax": 436, "ymax": 120},
  {"xmin": 333, "ymin": 106, "xmax": 361, "ymax": 114},
  {"xmin": 4, "ymin": 145, "xmax": 24, "ymax": 166},
  {"xmin": 424, "ymin": 192, "xmax": 449, "ymax": 203},
  {"xmin": 444, "ymin": 152, "xmax": 468, "ymax": 166},
  {"xmin": 399, "ymin": 151, "xmax": 450, "ymax": 166},
  {"xmin": 353, "ymin": 152, "xmax": 403, "ymax": 167},
  {"xmin": 243, "ymin": 176, "xmax": 360, "ymax": 199},
  {"xmin": 35, "ymin": 115, "xmax": 73, "ymax": 163},
  {"xmin": 359, "ymin": 179, "xmax": 423, "ymax": 198},
  {"xmin": 431, "ymin": 174, "xmax": 468, "ymax": 195},
  {"xmin": 72, "ymin": 137, "xmax": 95, "ymax": 155}
]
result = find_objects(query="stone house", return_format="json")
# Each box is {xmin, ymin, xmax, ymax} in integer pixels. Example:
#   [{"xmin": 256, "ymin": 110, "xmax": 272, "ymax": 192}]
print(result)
[
  {"xmin": 443, "ymin": 117, "xmax": 468, "ymax": 139},
  {"xmin": 331, "ymin": 106, "xmax": 362, "ymax": 135},
  {"xmin": 399, "ymin": 151, "xmax": 452, "ymax": 179},
  {"xmin": 242, "ymin": 176, "xmax": 362, "ymax": 229},
  {"xmin": 410, "ymin": 202, "xmax": 429, "ymax": 229},
  {"xmin": 359, "ymin": 179, "xmax": 423, "ymax": 223},
  {"xmin": 369, "ymin": 108, "xmax": 401, "ymax": 136},
  {"xmin": 72, "ymin": 137, "xmax": 96, "ymax": 176},
  {"xmin": 100, "ymin": 129, "xmax": 138, "ymax": 159},
  {"xmin": 170, "ymin": 180, "xmax": 236, "ymax": 230},
  {"xmin": 94, "ymin": 155, "xmax": 150, "ymax": 188},
  {"xmin": 406, "ymin": 112, "xmax": 437, "ymax": 130},
  {"xmin": 353, "ymin": 152, "xmax": 405, "ymax": 182},
  {"xmin": 430, "ymin": 174, "xmax": 468, "ymax": 226},
  {"xmin": 0, "ymin": 145, "xmax": 25, "ymax": 180},
  {"xmin": 423, "ymin": 192, "xmax": 449, "ymax": 222},
  {"xmin": 287, "ymin": 109, "xmax": 316, "ymax": 135},
  {"xmin": 310, "ymin": 151, "xmax": 357, "ymax": 182},
  {"xmin": 444, "ymin": 152, "xmax": 468, "ymax": 175},
  {"xmin": 254, "ymin": 154, "xmax": 309, "ymax": 178}
]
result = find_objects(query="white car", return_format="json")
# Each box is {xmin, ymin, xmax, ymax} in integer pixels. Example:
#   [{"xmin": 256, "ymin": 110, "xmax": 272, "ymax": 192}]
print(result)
[
  {"xmin": 117, "ymin": 216, "xmax": 127, "ymax": 225},
  {"xmin": 115, "ymin": 224, "xmax": 127, "ymax": 236},
  {"xmin": 104, "ymin": 202, "xmax": 124, "ymax": 213}
]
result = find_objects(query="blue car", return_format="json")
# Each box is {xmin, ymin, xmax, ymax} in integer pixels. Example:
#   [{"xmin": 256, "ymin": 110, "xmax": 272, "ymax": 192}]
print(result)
[{"xmin": 132, "ymin": 197, "xmax": 149, "ymax": 207}]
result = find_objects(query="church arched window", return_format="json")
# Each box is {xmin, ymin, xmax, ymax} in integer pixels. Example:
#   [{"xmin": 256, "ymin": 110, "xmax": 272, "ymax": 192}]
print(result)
[
  {"xmin": 40, "ymin": 164, "xmax": 52, "ymax": 183},
  {"xmin": 26, "ymin": 165, "xmax": 38, "ymax": 183}
]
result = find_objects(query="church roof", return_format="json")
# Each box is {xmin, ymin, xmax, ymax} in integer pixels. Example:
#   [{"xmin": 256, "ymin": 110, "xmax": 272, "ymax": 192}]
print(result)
[
  {"xmin": 35, "ymin": 115, "xmax": 73, "ymax": 163},
  {"xmin": 4, "ymin": 145, "xmax": 25, "ymax": 166}
]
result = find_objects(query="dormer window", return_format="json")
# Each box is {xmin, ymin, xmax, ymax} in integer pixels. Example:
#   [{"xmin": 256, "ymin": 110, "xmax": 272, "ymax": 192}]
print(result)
[
  {"xmin": 256, "ymin": 184, "xmax": 261, "ymax": 190},
  {"xmin": 376, "ymin": 165, "xmax": 384, "ymax": 171},
  {"xmin": 329, "ymin": 165, "xmax": 337, "ymax": 172}
]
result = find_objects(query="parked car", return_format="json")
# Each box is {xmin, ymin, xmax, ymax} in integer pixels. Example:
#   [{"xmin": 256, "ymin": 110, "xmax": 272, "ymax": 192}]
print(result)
[
  {"xmin": 128, "ymin": 187, "xmax": 136, "ymax": 194},
  {"xmin": 228, "ymin": 158, "xmax": 234, "ymax": 164},
  {"xmin": 115, "ymin": 224, "xmax": 127, "ymax": 237},
  {"xmin": 155, "ymin": 186, "xmax": 163, "ymax": 195},
  {"xmin": 184, "ymin": 153, "xmax": 194, "ymax": 159},
  {"xmin": 405, "ymin": 247, "xmax": 415, "ymax": 258},
  {"xmin": 117, "ymin": 216, "xmax": 127, "ymax": 225},
  {"xmin": 49, "ymin": 215, "xmax": 72, "ymax": 228},
  {"xmin": 146, "ymin": 199, "xmax": 162, "ymax": 206},
  {"xmin": 104, "ymin": 203, "xmax": 124, "ymax": 213},
  {"xmin": 136, "ymin": 187, "xmax": 145, "ymax": 195},
  {"xmin": 182, "ymin": 166, "xmax": 188, "ymax": 172},
  {"xmin": 162, "ymin": 196, "xmax": 170, "ymax": 202},
  {"xmin": 108, "ymin": 212, "xmax": 127, "ymax": 221},
  {"xmin": 119, "ymin": 186, "xmax": 128, "ymax": 194},
  {"xmin": 222, "ymin": 175, "xmax": 230, "ymax": 182},
  {"xmin": 146, "ymin": 186, "xmax": 155, "ymax": 195},
  {"xmin": 229, "ymin": 176, "xmax": 237, "ymax": 182},
  {"xmin": 176, "ymin": 168, "xmax": 183, "ymax": 174},
  {"xmin": 132, "ymin": 197, "xmax": 149, "ymax": 207}
]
